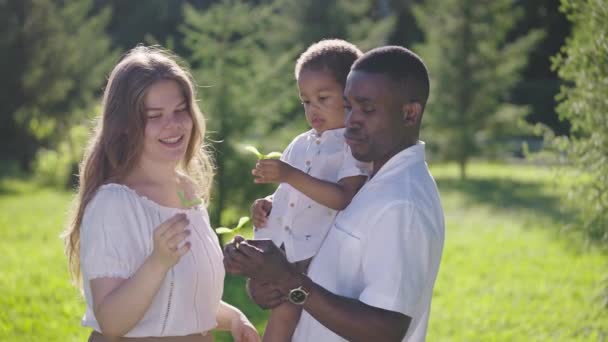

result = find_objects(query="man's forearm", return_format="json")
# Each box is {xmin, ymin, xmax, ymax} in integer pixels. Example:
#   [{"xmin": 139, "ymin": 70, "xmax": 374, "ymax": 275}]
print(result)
[{"xmin": 283, "ymin": 274, "xmax": 410, "ymax": 341}]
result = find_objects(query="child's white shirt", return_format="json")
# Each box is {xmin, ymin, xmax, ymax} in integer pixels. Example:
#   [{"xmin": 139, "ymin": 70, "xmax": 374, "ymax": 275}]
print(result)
[{"xmin": 254, "ymin": 128, "xmax": 371, "ymax": 262}]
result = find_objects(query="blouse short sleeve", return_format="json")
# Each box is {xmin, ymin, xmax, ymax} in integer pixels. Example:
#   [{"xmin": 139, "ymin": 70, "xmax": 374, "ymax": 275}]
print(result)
[{"xmin": 80, "ymin": 186, "xmax": 146, "ymax": 281}]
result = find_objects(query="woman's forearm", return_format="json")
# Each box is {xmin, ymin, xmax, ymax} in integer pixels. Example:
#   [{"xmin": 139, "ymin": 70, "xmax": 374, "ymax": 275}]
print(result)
[
  {"xmin": 215, "ymin": 301, "xmax": 243, "ymax": 331},
  {"xmin": 94, "ymin": 256, "xmax": 169, "ymax": 337}
]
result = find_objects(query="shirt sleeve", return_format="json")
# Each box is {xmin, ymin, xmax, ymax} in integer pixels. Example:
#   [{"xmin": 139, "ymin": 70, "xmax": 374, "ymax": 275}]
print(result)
[
  {"xmin": 280, "ymin": 135, "xmax": 298, "ymax": 164},
  {"xmin": 80, "ymin": 187, "xmax": 143, "ymax": 281},
  {"xmin": 337, "ymin": 143, "xmax": 371, "ymax": 181},
  {"xmin": 358, "ymin": 201, "xmax": 439, "ymax": 317}
]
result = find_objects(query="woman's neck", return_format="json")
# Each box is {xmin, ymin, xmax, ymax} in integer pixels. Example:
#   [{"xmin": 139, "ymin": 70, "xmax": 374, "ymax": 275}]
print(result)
[{"xmin": 124, "ymin": 157, "xmax": 180, "ymax": 189}]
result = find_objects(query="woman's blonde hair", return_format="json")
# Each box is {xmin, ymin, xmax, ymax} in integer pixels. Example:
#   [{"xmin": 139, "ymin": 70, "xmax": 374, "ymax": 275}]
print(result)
[{"xmin": 63, "ymin": 45, "xmax": 214, "ymax": 287}]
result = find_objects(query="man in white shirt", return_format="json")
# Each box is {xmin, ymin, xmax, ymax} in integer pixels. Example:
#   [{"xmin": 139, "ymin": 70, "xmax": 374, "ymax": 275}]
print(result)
[{"xmin": 224, "ymin": 46, "xmax": 445, "ymax": 341}]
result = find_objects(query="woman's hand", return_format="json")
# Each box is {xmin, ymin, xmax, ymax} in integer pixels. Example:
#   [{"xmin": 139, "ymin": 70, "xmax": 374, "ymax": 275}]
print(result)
[
  {"xmin": 150, "ymin": 213, "xmax": 191, "ymax": 269},
  {"xmin": 230, "ymin": 313, "xmax": 260, "ymax": 342}
]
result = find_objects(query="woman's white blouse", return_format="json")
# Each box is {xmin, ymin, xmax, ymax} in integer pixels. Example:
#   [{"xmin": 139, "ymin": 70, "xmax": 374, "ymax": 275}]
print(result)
[
  {"xmin": 79, "ymin": 184, "xmax": 225, "ymax": 337},
  {"xmin": 254, "ymin": 128, "xmax": 371, "ymax": 262}
]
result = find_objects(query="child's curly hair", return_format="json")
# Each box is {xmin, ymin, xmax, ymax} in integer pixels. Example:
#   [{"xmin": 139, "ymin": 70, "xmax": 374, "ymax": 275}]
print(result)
[{"xmin": 294, "ymin": 39, "xmax": 363, "ymax": 87}]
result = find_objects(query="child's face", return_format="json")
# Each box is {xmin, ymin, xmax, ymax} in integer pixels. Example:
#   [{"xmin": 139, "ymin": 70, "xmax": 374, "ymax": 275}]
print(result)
[
  {"xmin": 140, "ymin": 79, "xmax": 193, "ymax": 166},
  {"xmin": 298, "ymin": 68, "xmax": 346, "ymax": 134}
]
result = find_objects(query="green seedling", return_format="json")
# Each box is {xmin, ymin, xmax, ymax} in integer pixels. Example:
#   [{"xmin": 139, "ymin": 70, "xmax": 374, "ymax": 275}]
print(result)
[
  {"xmin": 215, "ymin": 216, "xmax": 250, "ymax": 235},
  {"xmin": 177, "ymin": 190, "xmax": 203, "ymax": 208},
  {"xmin": 244, "ymin": 145, "xmax": 282, "ymax": 160}
]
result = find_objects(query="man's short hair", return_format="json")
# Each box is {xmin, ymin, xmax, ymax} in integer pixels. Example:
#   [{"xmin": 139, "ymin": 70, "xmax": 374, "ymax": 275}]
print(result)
[
  {"xmin": 295, "ymin": 39, "xmax": 363, "ymax": 87},
  {"xmin": 351, "ymin": 46, "xmax": 430, "ymax": 106}
]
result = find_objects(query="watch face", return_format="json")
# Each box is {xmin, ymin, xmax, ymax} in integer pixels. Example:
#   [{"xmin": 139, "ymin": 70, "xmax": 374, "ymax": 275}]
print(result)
[{"xmin": 289, "ymin": 288, "xmax": 307, "ymax": 305}]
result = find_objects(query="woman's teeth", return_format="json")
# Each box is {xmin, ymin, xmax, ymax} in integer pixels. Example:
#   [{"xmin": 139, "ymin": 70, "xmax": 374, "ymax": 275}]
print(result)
[{"xmin": 160, "ymin": 135, "xmax": 182, "ymax": 144}]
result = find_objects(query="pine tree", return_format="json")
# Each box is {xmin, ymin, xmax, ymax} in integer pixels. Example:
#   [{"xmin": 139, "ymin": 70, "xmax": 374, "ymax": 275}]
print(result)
[
  {"xmin": 551, "ymin": 0, "xmax": 608, "ymax": 243},
  {"xmin": 414, "ymin": 0, "xmax": 544, "ymax": 179},
  {"xmin": 284, "ymin": 0, "xmax": 395, "ymax": 51},
  {"xmin": 0, "ymin": 0, "xmax": 115, "ymax": 170},
  {"xmin": 181, "ymin": 0, "xmax": 397, "ymax": 227},
  {"xmin": 181, "ymin": 0, "xmax": 292, "ymax": 227}
]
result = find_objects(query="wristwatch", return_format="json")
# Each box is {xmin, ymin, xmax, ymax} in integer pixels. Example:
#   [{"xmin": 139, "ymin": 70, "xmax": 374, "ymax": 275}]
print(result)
[{"xmin": 288, "ymin": 285, "xmax": 309, "ymax": 305}]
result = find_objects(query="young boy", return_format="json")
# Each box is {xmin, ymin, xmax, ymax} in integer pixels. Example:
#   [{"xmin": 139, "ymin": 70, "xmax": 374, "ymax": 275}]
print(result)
[{"xmin": 250, "ymin": 39, "xmax": 370, "ymax": 341}]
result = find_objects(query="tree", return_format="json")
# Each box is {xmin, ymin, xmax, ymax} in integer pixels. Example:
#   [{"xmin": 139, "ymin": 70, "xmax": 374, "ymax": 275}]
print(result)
[
  {"xmin": 551, "ymin": 0, "xmax": 608, "ymax": 243},
  {"xmin": 284, "ymin": 0, "xmax": 395, "ymax": 51},
  {"xmin": 181, "ymin": 0, "xmax": 397, "ymax": 227},
  {"xmin": 0, "ymin": 0, "xmax": 115, "ymax": 170},
  {"xmin": 414, "ymin": 0, "xmax": 544, "ymax": 179},
  {"xmin": 181, "ymin": 0, "xmax": 293, "ymax": 227}
]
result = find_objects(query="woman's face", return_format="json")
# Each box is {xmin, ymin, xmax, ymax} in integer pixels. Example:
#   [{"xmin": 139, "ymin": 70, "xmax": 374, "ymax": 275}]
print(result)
[{"xmin": 140, "ymin": 79, "xmax": 193, "ymax": 166}]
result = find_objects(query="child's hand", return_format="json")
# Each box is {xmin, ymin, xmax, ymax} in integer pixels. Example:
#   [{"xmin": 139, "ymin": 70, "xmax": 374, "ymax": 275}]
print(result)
[
  {"xmin": 251, "ymin": 198, "xmax": 272, "ymax": 228},
  {"xmin": 230, "ymin": 313, "xmax": 260, "ymax": 342},
  {"xmin": 150, "ymin": 213, "xmax": 191, "ymax": 269},
  {"xmin": 252, "ymin": 159, "xmax": 293, "ymax": 184}
]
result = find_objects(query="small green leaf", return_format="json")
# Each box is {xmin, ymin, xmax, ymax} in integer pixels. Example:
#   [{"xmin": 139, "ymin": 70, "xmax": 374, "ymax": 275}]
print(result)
[
  {"xmin": 264, "ymin": 152, "xmax": 283, "ymax": 159},
  {"xmin": 177, "ymin": 190, "xmax": 187, "ymax": 204},
  {"xmin": 244, "ymin": 145, "xmax": 282, "ymax": 160},
  {"xmin": 215, "ymin": 227, "xmax": 234, "ymax": 234},
  {"xmin": 244, "ymin": 145, "xmax": 263, "ymax": 159},
  {"xmin": 187, "ymin": 198, "xmax": 203, "ymax": 207},
  {"xmin": 177, "ymin": 190, "xmax": 202, "ymax": 208},
  {"xmin": 215, "ymin": 216, "xmax": 251, "ymax": 234},
  {"xmin": 235, "ymin": 216, "xmax": 250, "ymax": 229}
]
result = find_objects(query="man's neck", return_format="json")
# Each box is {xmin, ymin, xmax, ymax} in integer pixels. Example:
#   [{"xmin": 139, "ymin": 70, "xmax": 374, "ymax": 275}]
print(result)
[{"xmin": 370, "ymin": 139, "xmax": 417, "ymax": 178}]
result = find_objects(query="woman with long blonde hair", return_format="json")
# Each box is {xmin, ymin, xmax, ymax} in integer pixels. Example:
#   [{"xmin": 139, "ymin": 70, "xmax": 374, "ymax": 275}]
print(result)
[{"xmin": 64, "ymin": 46, "xmax": 259, "ymax": 342}]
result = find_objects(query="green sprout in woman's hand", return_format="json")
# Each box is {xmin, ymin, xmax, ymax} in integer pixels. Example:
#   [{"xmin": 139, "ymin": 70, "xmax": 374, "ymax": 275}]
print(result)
[
  {"xmin": 177, "ymin": 190, "xmax": 202, "ymax": 208},
  {"xmin": 215, "ymin": 216, "xmax": 250, "ymax": 235},
  {"xmin": 244, "ymin": 145, "xmax": 282, "ymax": 160}
]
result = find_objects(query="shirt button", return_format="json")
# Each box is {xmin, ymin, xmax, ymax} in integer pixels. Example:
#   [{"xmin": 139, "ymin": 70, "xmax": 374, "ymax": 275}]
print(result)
[
  {"xmin": 316, "ymin": 139, "xmax": 321, "ymax": 145},
  {"xmin": 305, "ymin": 160, "xmax": 311, "ymax": 165},
  {"xmin": 290, "ymin": 203, "xmax": 295, "ymax": 207},
  {"xmin": 284, "ymin": 225, "xmax": 290, "ymax": 231}
]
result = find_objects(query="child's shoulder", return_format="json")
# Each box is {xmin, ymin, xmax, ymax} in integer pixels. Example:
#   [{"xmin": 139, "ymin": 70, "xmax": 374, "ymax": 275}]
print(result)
[
  {"xmin": 282, "ymin": 129, "xmax": 316, "ymax": 151},
  {"xmin": 290, "ymin": 129, "xmax": 316, "ymax": 143}
]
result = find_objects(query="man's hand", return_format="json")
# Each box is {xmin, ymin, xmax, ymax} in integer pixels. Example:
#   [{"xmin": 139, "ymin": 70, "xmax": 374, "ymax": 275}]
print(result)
[
  {"xmin": 223, "ymin": 235, "xmax": 295, "ymax": 282},
  {"xmin": 250, "ymin": 198, "xmax": 272, "ymax": 228},
  {"xmin": 252, "ymin": 159, "xmax": 294, "ymax": 184},
  {"xmin": 246, "ymin": 278, "xmax": 286, "ymax": 310}
]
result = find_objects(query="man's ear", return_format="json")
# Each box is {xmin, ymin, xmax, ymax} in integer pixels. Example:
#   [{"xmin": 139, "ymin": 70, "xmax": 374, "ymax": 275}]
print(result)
[{"xmin": 402, "ymin": 102, "xmax": 422, "ymax": 127}]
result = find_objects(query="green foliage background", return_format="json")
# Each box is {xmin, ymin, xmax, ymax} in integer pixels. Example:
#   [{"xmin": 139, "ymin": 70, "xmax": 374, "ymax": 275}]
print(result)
[{"xmin": 0, "ymin": 0, "xmax": 606, "ymax": 340}]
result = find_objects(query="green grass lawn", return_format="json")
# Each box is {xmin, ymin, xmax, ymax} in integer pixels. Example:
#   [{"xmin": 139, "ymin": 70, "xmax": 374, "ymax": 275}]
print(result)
[{"xmin": 0, "ymin": 162, "xmax": 606, "ymax": 341}]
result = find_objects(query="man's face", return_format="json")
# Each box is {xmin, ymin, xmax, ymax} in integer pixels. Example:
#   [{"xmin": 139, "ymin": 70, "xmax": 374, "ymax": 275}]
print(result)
[{"xmin": 343, "ymin": 71, "xmax": 405, "ymax": 164}]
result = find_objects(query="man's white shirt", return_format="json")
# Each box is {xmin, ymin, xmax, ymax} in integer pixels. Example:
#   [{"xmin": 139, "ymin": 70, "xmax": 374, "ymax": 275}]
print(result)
[
  {"xmin": 293, "ymin": 142, "xmax": 445, "ymax": 342},
  {"xmin": 254, "ymin": 128, "xmax": 370, "ymax": 262}
]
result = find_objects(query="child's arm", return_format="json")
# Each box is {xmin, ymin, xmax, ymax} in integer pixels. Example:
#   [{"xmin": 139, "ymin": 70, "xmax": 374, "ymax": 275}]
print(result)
[
  {"xmin": 215, "ymin": 301, "xmax": 260, "ymax": 342},
  {"xmin": 252, "ymin": 159, "xmax": 366, "ymax": 210},
  {"xmin": 251, "ymin": 197, "xmax": 273, "ymax": 228}
]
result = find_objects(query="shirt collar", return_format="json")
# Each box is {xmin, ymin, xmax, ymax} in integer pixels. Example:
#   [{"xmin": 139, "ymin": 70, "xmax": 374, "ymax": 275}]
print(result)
[
  {"xmin": 369, "ymin": 141, "xmax": 426, "ymax": 181},
  {"xmin": 307, "ymin": 128, "xmax": 345, "ymax": 142}
]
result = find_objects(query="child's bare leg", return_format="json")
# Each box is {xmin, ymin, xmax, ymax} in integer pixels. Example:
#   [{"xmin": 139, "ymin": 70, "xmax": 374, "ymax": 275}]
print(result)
[
  {"xmin": 262, "ymin": 302, "xmax": 302, "ymax": 342},
  {"xmin": 262, "ymin": 258, "xmax": 312, "ymax": 342}
]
